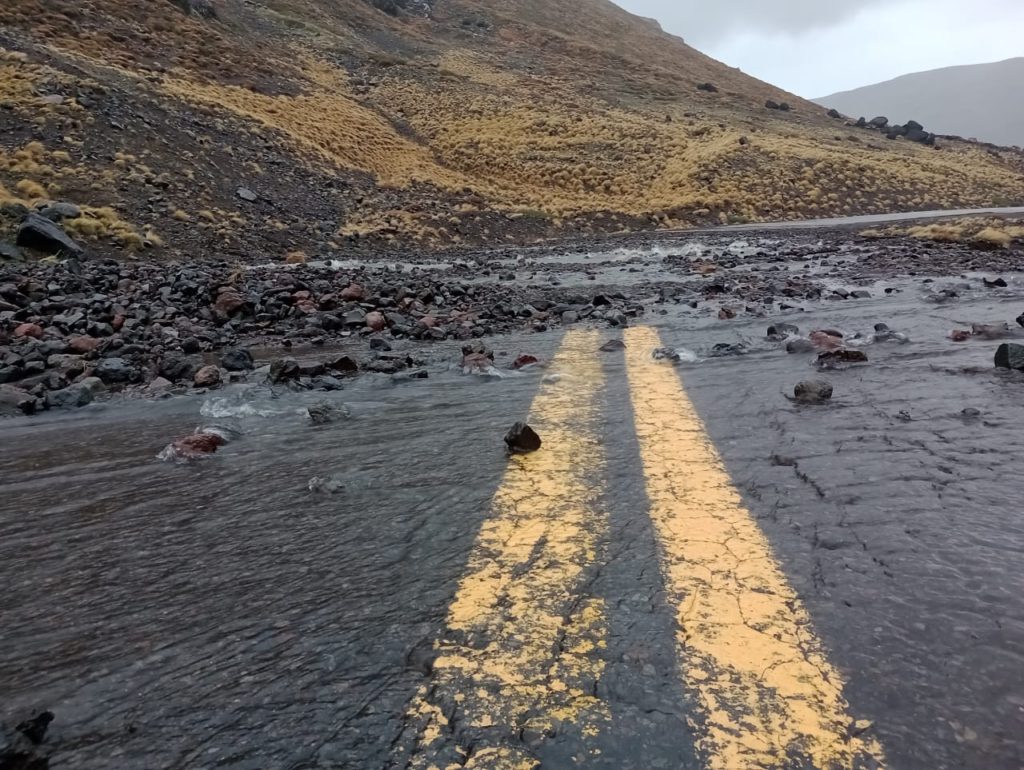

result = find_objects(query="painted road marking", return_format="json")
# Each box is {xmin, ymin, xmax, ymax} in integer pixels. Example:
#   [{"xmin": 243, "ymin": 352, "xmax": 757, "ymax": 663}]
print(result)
[
  {"xmin": 403, "ymin": 329, "xmax": 609, "ymax": 770},
  {"xmin": 623, "ymin": 326, "xmax": 886, "ymax": 770}
]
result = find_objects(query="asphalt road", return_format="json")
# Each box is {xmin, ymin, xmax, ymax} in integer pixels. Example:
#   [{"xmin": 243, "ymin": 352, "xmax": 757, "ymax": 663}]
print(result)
[{"xmin": 3, "ymin": 245, "xmax": 1024, "ymax": 769}]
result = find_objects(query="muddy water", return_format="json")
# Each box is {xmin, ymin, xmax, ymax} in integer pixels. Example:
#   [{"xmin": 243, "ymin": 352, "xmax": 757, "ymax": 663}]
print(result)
[{"xmin": 3, "ymin": 240, "xmax": 1024, "ymax": 769}]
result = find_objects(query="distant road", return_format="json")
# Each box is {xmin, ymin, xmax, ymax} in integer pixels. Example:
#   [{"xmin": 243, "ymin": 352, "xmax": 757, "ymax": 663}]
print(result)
[{"xmin": 688, "ymin": 206, "xmax": 1024, "ymax": 234}]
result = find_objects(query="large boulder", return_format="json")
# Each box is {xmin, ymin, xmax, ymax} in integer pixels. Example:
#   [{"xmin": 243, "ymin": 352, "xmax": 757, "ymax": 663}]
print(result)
[
  {"xmin": 868, "ymin": 116, "xmax": 889, "ymax": 128},
  {"xmin": 220, "ymin": 348, "xmax": 254, "ymax": 371},
  {"xmin": 16, "ymin": 213, "xmax": 84, "ymax": 256},
  {"xmin": 0, "ymin": 385, "xmax": 39, "ymax": 415}
]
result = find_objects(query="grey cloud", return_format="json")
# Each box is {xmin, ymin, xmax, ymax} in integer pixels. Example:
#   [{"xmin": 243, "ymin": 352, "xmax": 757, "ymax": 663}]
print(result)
[{"xmin": 614, "ymin": 0, "xmax": 894, "ymax": 43}]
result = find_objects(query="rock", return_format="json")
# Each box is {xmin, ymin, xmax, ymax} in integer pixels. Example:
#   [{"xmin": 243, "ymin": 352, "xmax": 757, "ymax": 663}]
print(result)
[
  {"xmin": 949, "ymin": 329, "xmax": 972, "ymax": 342},
  {"xmin": 0, "ymin": 241, "xmax": 24, "ymax": 261},
  {"xmin": 15, "ymin": 711, "xmax": 54, "ymax": 745},
  {"xmin": 147, "ymin": 376, "xmax": 174, "ymax": 394},
  {"xmin": 995, "ymin": 343, "xmax": 1024, "ymax": 371},
  {"xmin": 793, "ymin": 380, "xmax": 833, "ymax": 403},
  {"xmin": 868, "ymin": 116, "xmax": 889, "ymax": 128},
  {"xmin": 193, "ymin": 364, "xmax": 222, "ymax": 388},
  {"xmin": 369, "ymin": 337, "xmax": 392, "ymax": 351},
  {"xmin": 214, "ymin": 289, "xmax": 245, "ymax": 317},
  {"xmin": 461, "ymin": 352, "xmax": 494, "ymax": 373},
  {"xmin": 850, "ymin": 290, "xmax": 872, "ymax": 299},
  {"xmin": 513, "ymin": 354, "xmax": 540, "ymax": 369},
  {"xmin": 599, "ymin": 339, "xmax": 625, "ymax": 352},
  {"xmin": 13, "ymin": 323, "xmax": 43, "ymax": 339},
  {"xmin": 652, "ymin": 347, "xmax": 681, "ymax": 363},
  {"xmin": 983, "ymin": 277, "xmax": 1008, "ymax": 288},
  {"xmin": 504, "ymin": 421, "xmax": 542, "ymax": 454},
  {"xmin": 39, "ymin": 201, "xmax": 81, "ymax": 221},
  {"xmin": 971, "ymin": 323, "xmax": 1011, "ymax": 339},
  {"xmin": 365, "ymin": 310, "xmax": 386, "ymax": 331},
  {"xmin": 1016, "ymin": 313, "xmax": 1024, "ymax": 329},
  {"xmin": 159, "ymin": 353, "xmax": 197, "ymax": 382},
  {"xmin": 312, "ymin": 374, "xmax": 344, "ymax": 391},
  {"xmin": 94, "ymin": 357, "xmax": 140, "ymax": 384},
  {"xmin": 220, "ymin": 348, "xmax": 254, "ymax": 371},
  {"xmin": 561, "ymin": 310, "xmax": 579, "ymax": 324},
  {"xmin": 696, "ymin": 82, "xmax": 718, "ymax": 93},
  {"xmin": 16, "ymin": 213, "xmax": 84, "ymax": 256},
  {"xmin": 827, "ymin": 108, "xmax": 843, "ymax": 119},
  {"xmin": 810, "ymin": 330, "xmax": 844, "ymax": 350},
  {"xmin": 308, "ymin": 401, "xmax": 351, "ymax": 424},
  {"xmin": 340, "ymin": 283, "xmax": 367, "ymax": 301},
  {"xmin": 329, "ymin": 355, "xmax": 359, "ymax": 374},
  {"xmin": 168, "ymin": 432, "xmax": 226, "ymax": 458},
  {"xmin": 718, "ymin": 307, "xmax": 736, "ymax": 320},
  {"xmin": 269, "ymin": 357, "xmax": 300, "ymax": 383},
  {"xmin": 0, "ymin": 385, "xmax": 38, "ymax": 415},
  {"xmin": 236, "ymin": 186, "xmax": 258, "ymax": 202},
  {"xmin": 785, "ymin": 338, "xmax": 816, "ymax": 354},
  {"xmin": 67, "ymin": 335, "xmax": 100, "ymax": 354},
  {"xmin": 46, "ymin": 383, "xmax": 95, "ymax": 408},
  {"xmin": 817, "ymin": 349, "xmax": 868, "ymax": 366}
]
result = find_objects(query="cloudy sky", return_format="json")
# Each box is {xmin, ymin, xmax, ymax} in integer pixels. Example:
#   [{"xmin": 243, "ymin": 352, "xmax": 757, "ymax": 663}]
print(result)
[{"xmin": 613, "ymin": 0, "xmax": 1024, "ymax": 97}]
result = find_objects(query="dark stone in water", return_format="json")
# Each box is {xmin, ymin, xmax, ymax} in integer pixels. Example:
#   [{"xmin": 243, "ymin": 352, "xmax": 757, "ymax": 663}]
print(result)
[
  {"xmin": 504, "ymin": 422, "xmax": 542, "ymax": 454},
  {"xmin": 995, "ymin": 343, "xmax": 1024, "ymax": 371},
  {"xmin": 794, "ymin": 380, "xmax": 833, "ymax": 403}
]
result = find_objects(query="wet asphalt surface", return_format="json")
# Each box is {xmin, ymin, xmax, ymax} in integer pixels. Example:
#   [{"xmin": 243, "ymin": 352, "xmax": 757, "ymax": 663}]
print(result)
[{"xmin": 3, "ymin": 231, "xmax": 1024, "ymax": 770}]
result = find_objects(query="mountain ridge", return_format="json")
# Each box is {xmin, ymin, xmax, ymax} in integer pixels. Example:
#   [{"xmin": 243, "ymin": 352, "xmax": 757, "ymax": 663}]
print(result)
[
  {"xmin": 0, "ymin": 0, "xmax": 1022, "ymax": 261},
  {"xmin": 816, "ymin": 58, "xmax": 1024, "ymax": 148}
]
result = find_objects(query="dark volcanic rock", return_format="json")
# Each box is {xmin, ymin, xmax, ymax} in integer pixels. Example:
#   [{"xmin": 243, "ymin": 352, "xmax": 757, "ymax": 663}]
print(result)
[
  {"xmin": 94, "ymin": 357, "xmax": 141, "ymax": 384},
  {"xmin": 159, "ymin": 353, "xmax": 197, "ymax": 382},
  {"xmin": 46, "ymin": 383, "xmax": 95, "ymax": 409},
  {"xmin": 269, "ymin": 357, "xmax": 300, "ymax": 383},
  {"xmin": 16, "ymin": 213, "xmax": 84, "ymax": 256},
  {"xmin": 0, "ymin": 385, "xmax": 38, "ymax": 416},
  {"xmin": 794, "ymin": 379, "xmax": 833, "ymax": 403},
  {"xmin": 995, "ymin": 343, "xmax": 1024, "ymax": 371},
  {"xmin": 504, "ymin": 421, "xmax": 542, "ymax": 454},
  {"xmin": 220, "ymin": 348, "xmax": 254, "ymax": 371}
]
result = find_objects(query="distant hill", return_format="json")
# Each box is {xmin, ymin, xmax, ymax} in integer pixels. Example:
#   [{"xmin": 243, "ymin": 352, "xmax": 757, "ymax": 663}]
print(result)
[
  {"xmin": 816, "ymin": 58, "xmax": 1024, "ymax": 148},
  {"xmin": 0, "ymin": 1, "xmax": 1023, "ymax": 257}
]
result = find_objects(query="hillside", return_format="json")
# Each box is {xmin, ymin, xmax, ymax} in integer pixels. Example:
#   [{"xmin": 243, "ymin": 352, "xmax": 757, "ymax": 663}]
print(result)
[
  {"xmin": 816, "ymin": 58, "xmax": 1024, "ymax": 149},
  {"xmin": 1, "ymin": 0, "xmax": 1023, "ymax": 261}
]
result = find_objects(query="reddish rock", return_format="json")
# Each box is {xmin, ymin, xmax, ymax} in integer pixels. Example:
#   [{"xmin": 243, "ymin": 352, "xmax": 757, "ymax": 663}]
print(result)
[
  {"xmin": 365, "ymin": 311, "xmax": 386, "ymax": 332},
  {"xmin": 67, "ymin": 335, "xmax": 100, "ymax": 354},
  {"xmin": 817, "ymin": 349, "xmax": 868, "ymax": 366},
  {"xmin": 293, "ymin": 290, "xmax": 312, "ymax": 301},
  {"xmin": 340, "ymin": 283, "xmax": 366, "ymax": 301},
  {"xmin": 810, "ymin": 330, "xmax": 844, "ymax": 351},
  {"xmin": 513, "ymin": 354, "xmax": 540, "ymax": 369},
  {"xmin": 949, "ymin": 329, "xmax": 972, "ymax": 342},
  {"xmin": 214, "ymin": 289, "xmax": 245, "ymax": 317},
  {"xmin": 295, "ymin": 300, "xmax": 318, "ymax": 314},
  {"xmin": 172, "ymin": 432, "xmax": 226, "ymax": 457},
  {"xmin": 418, "ymin": 315, "xmax": 437, "ymax": 328},
  {"xmin": 718, "ymin": 307, "xmax": 736, "ymax": 320},
  {"xmin": 14, "ymin": 323, "xmax": 43, "ymax": 339},
  {"xmin": 193, "ymin": 365, "xmax": 223, "ymax": 388},
  {"xmin": 112, "ymin": 314, "xmax": 125, "ymax": 332}
]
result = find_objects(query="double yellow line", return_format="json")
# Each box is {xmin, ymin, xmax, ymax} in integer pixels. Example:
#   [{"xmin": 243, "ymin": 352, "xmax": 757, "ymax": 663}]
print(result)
[{"xmin": 400, "ymin": 327, "xmax": 885, "ymax": 770}]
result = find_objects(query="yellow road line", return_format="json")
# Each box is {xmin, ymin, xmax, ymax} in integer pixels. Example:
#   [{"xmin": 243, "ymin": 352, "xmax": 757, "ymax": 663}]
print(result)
[
  {"xmin": 623, "ymin": 326, "xmax": 886, "ymax": 770},
  {"xmin": 403, "ymin": 329, "xmax": 609, "ymax": 770}
]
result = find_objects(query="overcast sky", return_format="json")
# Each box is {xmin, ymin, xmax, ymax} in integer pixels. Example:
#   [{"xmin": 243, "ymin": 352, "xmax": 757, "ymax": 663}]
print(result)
[{"xmin": 613, "ymin": 0, "xmax": 1024, "ymax": 97}]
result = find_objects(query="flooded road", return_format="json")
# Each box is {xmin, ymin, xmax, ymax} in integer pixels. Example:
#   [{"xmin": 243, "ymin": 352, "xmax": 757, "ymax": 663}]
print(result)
[{"xmin": 3, "ymin": 235, "xmax": 1024, "ymax": 770}]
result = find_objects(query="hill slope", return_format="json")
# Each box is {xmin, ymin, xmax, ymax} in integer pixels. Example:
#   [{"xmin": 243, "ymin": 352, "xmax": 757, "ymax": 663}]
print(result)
[
  {"xmin": 816, "ymin": 59, "xmax": 1024, "ymax": 148},
  {"xmin": 0, "ymin": 0, "xmax": 1023, "ymax": 260}
]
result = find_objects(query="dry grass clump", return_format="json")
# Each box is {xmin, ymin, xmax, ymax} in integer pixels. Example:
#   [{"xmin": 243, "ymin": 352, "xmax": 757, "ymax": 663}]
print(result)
[
  {"xmin": 861, "ymin": 217, "xmax": 1024, "ymax": 248},
  {"xmin": 63, "ymin": 206, "xmax": 149, "ymax": 249}
]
